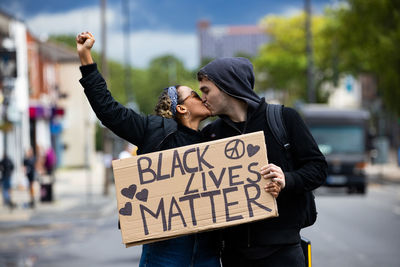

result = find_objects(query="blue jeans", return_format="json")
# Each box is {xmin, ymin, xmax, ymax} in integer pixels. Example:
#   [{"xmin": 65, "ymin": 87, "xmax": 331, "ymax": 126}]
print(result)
[
  {"xmin": 2, "ymin": 176, "xmax": 11, "ymax": 204},
  {"xmin": 139, "ymin": 232, "xmax": 220, "ymax": 267}
]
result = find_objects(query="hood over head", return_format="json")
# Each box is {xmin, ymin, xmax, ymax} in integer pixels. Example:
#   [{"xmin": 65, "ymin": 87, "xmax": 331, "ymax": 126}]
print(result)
[{"xmin": 198, "ymin": 57, "xmax": 261, "ymax": 110}]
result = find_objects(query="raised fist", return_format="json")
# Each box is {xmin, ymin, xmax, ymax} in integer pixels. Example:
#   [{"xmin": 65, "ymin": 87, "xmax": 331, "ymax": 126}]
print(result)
[{"xmin": 76, "ymin": 31, "xmax": 95, "ymax": 53}]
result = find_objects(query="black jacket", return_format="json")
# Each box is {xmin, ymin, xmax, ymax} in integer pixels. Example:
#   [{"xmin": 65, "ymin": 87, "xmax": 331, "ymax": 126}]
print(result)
[
  {"xmin": 79, "ymin": 64, "xmax": 220, "ymax": 261},
  {"xmin": 0, "ymin": 156, "xmax": 14, "ymax": 179},
  {"xmin": 200, "ymin": 58, "xmax": 328, "ymax": 250},
  {"xmin": 79, "ymin": 64, "xmax": 205, "ymax": 154}
]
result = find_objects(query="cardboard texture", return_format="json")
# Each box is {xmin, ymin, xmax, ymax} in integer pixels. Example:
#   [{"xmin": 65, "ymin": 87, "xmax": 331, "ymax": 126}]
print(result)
[{"xmin": 112, "ymin": 131, "xmax": 278, "ymax": 247}]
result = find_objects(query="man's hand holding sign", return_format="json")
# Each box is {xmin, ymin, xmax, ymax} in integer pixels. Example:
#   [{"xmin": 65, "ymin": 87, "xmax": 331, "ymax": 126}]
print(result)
[
  {"xmin": 262, "ymin": 163, "xmax": 285, "ymax": 198},
  {"xmin": 112, "ymin": 131, "xmax": 278, "ymax": 247}
]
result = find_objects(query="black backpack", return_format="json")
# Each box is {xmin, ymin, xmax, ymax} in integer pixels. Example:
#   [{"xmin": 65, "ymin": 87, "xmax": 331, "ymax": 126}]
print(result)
[{"xmin": 266, "ymin": 104, "xmax": 317, "ymax": 228}]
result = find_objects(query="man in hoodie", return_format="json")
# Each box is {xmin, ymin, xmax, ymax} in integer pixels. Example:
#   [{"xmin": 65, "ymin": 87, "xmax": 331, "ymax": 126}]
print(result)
[{"xmin": 198, "ymin": 57, "xmax": 327, "ymax": 266}]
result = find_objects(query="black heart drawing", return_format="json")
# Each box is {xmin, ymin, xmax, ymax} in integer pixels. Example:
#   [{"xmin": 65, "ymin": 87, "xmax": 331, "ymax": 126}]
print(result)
[
  {"xmin": 247, "ymin": 144, "xmax": 260, "ymax": 157},
  {"xmin": 136, "ymin": 189, "xmax": 149, "ymax": 202},
  {"xmin": 119, "ymin": 202, "xmax": 132, "ymax": 216},
  {"xmin": 121, "ymin": 184, "xmax": 137, "ymax": 199}
]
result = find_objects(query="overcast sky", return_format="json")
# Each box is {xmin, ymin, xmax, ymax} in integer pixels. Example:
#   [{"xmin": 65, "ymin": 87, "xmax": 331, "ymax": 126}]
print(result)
[{"xmin": 0, "ymin": 0, "xmax": 335, "ymax": 69}]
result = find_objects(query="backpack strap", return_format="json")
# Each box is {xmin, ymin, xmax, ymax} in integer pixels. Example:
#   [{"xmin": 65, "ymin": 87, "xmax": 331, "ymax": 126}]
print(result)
[
  {"xmin": 266, "ymin": 104, "xmax": 290, "ymax": 150},
  {"xmin": 266, "ymin": 104, "xmax": 317, "ymax": 229},
  {"xmin": 266, "ymin": 104, "xmax": 292, "ymax": 169}
]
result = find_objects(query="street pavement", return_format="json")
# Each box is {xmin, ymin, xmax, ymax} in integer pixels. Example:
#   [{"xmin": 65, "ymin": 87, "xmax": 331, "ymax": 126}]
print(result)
[
  {"xmin": 1, "ymin": 150, "xmax": 398, "ymax": 225},
  {"xmin": 365, "ymin": 150, "xmax": 400, "ymax": 184},
  {"xmin": 0, "ymin": 154, "xmax": 115, "ymax": 229},
  {"xmin": 0, "ymin": 151, "xmax": 399, "ymax": 265}
]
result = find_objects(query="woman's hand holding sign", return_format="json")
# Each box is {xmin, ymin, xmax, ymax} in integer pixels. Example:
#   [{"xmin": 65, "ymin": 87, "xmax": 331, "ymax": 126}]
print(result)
[{"xmin": 260, "ymin": 163, "xmax": 285, "ymax": 198}]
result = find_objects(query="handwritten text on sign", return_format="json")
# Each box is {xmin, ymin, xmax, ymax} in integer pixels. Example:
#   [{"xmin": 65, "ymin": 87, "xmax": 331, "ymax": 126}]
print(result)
[{"xmin": 112, "ymin": 131, "xmax": 278, "ymax": 246}]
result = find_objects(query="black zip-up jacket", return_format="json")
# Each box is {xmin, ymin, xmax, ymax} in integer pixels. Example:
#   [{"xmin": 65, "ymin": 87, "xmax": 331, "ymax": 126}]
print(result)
[
  {"xmin": 79, "ymin": 63, "xmax": 221, "ymax": 263},
  {"xmin": 199, "ymin": 58, "xmax": 328, "ymax": 252},
  {"xmin": 79, "ymin": 63, "xmax": 205, "ymax": 153}
]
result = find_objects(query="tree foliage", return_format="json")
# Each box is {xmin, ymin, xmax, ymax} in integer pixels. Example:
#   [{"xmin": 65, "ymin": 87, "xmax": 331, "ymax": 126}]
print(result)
[
  {"xmin": 254, "ymin": 13, "xmax": 329, "ymax": 104},
  {"xmin": 322, "ymin": 0, "xmax": 400, "ymax": 116},
  {"xmin": 255, "ymin": 1, "xmax": 400, "ymax": 116},
  {"xmin": 135, "ymin": 54, "xmax": 196, "ymax": 114},
  {"xmin": 49, "ymin": 34, "xmax": 77, "ymax": 49}
]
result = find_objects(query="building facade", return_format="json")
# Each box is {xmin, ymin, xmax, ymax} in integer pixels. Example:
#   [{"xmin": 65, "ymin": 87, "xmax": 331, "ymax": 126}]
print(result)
[
  {"xmin": 27, "ymin": 35, "xmax": 96, "ymax": 168},
  {"xmin": 57, "ymin": 58, "xmax": 96, "ymax": 168},
  {"xmin": 0, "ymin": 10, "xmax": 30, "ymax": 186},
  {"xmin": 0, "ymin": 8, "xmax": 97, "ymax": 194},
  {"xmin": 197, "ymin": 20, "xmax": 269, "ymax": 60}
]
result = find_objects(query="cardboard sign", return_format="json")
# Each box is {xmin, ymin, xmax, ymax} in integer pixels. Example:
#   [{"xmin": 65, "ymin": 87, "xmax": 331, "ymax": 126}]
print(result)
[{"xmin": 112, "ymin": 131, "xmax": 278, "ymax": 247}]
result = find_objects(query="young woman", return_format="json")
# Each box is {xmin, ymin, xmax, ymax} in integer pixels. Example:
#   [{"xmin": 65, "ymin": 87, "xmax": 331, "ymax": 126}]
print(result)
[{"xmin": 76, "ymin": 32, "xmax": 220, "ymax": 267}]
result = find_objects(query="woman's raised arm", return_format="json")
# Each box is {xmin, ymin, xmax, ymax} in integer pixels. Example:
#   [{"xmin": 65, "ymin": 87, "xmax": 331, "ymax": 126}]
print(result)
[{"xmin": 76, "ymin": 32, "xmax": 148, "ymax": 147}]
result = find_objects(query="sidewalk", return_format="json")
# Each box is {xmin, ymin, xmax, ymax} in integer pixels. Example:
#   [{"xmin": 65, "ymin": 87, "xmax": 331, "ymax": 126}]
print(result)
[
  {"xmin": 365, "ymin": 150, "xmax": 400, "ymax": 184},
  {"xmin": 0, "ymin": 156, "xmax": 117, "ymax": 230}
]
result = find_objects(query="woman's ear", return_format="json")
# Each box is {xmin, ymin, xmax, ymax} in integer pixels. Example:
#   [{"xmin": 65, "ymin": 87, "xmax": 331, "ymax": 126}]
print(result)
[{"xmin": 176, "ymin": 104, "xmax": 188, "ymax": 116}]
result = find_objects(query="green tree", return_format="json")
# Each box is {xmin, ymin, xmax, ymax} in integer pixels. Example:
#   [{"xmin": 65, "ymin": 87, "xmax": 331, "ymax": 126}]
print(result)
[
  {"xmin": 136, "ymin": 54, "xmax": 196, "ymax": 114},
  {"xmin": 49, "ymin": 34, "xmax": 77, "ymax": 49},
  {"xmin": 322, "ymin": 0, "xmax": 400, "ymax": 116},
  {"xmin": 200, "ymin": 57, "xmax": 215, "ymax": 68},
  {"xmin": 254, "ymin": 13, "xmax": 329, "ymax": 104}
]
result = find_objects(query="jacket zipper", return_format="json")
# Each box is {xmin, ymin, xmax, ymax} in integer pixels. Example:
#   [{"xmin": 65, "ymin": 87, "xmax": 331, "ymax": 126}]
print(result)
[
  {"xmin": 155, "ymin": 130, "xmax": 176, "ymax": 150},
  {"xmin": 244, "ymin": 103, "xmax": 264, "ymax": 248},
  {"xmin": 190, "ymin": 234, "xmax": 198, "ymax": 267},
  {"xmin": 247, "ymin": 225, "xmax": 251, "ymax": 247},
  {"xmin": 220, "ymin": 104, "xmax": 264, "ymax": 248}
]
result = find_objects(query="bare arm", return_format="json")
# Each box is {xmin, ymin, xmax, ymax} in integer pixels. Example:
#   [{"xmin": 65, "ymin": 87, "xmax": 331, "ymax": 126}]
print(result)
[{"xmin": 76, "ymin": 32, "xmax": 94, "ymax": 66}]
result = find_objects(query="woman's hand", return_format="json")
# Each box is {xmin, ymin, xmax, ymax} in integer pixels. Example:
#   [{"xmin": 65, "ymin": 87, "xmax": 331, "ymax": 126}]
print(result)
[
  {"xmin": 261, "ymin": 163, "xmax": 286, "ymax": 198},
  {"xmin": 76, "ymin": 32, "xmax": 95, "ymax": 65}
]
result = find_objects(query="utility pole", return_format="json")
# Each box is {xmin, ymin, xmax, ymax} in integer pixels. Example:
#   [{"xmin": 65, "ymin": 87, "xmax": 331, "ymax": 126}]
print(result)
[
  {"xmin": 100, "ymin": 0, "xmax": 112, "ymax": 196},
  {"xmin": 122, "ymin": 0, "xmax": 132, "ymax": 104},
  {"xmin": 168, "ymin": 59, "xmax": 177, "ymax": 85},
  {"xmin": 305, "ymin": 0, "xmax": 316, "ymax": 103},
  {"xmin": 100, "ymin": 0, "xmax": 108, "ymax": 79},
  {"xmin": 122, "ymin": 0, "xmax": 139, "ymax": 111}
]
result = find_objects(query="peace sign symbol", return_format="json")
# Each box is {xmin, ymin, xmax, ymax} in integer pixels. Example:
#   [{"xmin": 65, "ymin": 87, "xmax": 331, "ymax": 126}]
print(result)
[{"xmin": 224, "ymin": 139, "xmax": 245, "ymax": 159}]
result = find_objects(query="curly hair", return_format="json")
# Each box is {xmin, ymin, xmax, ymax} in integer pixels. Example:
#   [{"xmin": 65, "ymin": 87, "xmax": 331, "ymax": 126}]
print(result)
[{"xmin": 154, "ymin": 85, "xmax": 181, "ymax": 118}]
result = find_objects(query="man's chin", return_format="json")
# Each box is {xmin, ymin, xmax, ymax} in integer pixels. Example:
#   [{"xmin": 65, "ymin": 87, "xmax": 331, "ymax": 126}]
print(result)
[{"xmin": 204, "ymin": 106, "xmax": 213, "ymax": 116}]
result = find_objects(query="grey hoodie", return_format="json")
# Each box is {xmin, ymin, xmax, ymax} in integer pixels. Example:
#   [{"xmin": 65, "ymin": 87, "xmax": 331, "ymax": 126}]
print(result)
[
  {"xmin": 200, "ymin": 57, "xmax": 327, "ymax": 254},
  {"xmin": 198, "ymin": 57, "xmax": 261, "ymax": 110}
]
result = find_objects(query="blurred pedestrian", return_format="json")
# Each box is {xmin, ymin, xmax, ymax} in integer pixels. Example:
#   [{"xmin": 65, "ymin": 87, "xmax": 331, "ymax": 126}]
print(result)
[
  {"xmin": 23, "ymin": 147, "xmax": 36, "ymax": 208},
  {"xmin": 118, "ymin": 143, "xmax": 135, "ymax": 159},
  {"xmin": 0, "ymin": 153, "xmax": 15, "ymax": 209},
  {"xmin": 44, "ymin": 147, "xmax": 56, "ymax": 182}
]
